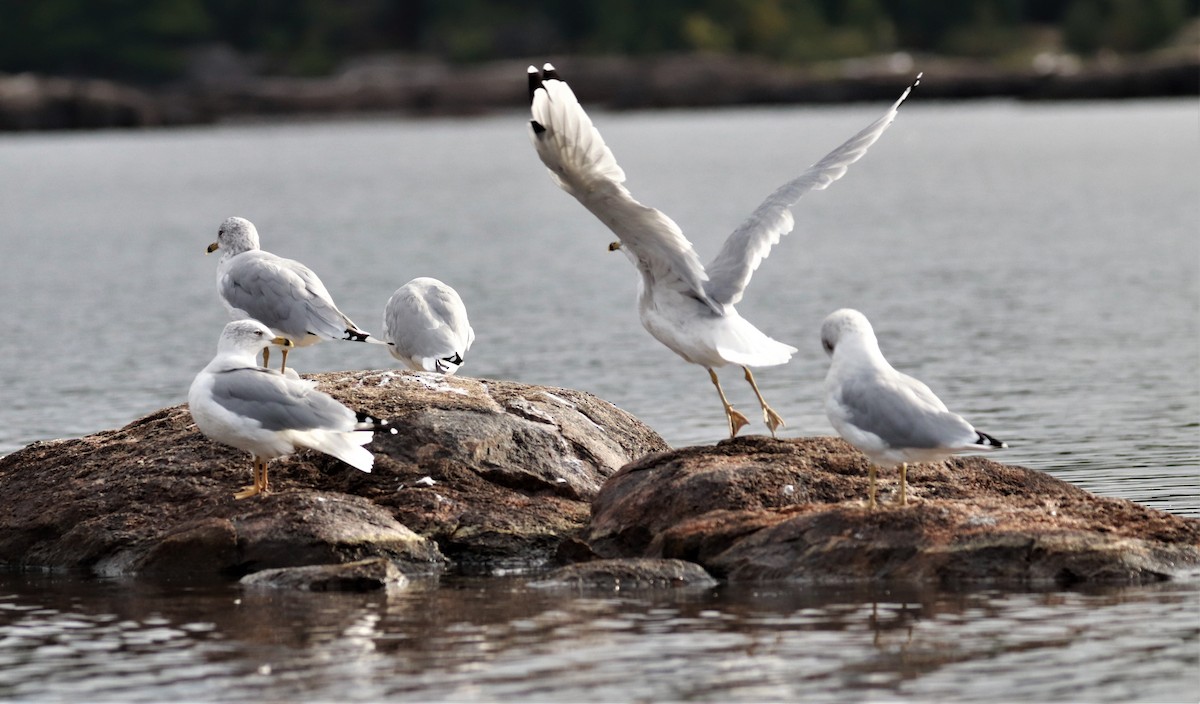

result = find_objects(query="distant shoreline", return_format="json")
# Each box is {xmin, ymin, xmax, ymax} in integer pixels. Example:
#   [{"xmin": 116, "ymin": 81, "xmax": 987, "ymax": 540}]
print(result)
[{"xmin": 2, "ymin": 52, "xmax": 1197, "ymax": 131}]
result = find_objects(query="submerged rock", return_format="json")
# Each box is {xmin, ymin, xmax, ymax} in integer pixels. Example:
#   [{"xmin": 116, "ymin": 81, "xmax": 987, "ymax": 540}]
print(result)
[
  {"xmin": 240, "ymin": 557, "xmax": 408, "ymax": 592},
  {"xmin": 586, "ymin": 436, "xmax": 1200, "ymax": 586},
  {"xmin": 0, "ymin": 371, "xmax": 667, "ymax": 578},
  {"xmin": 532, "ymin": 558, "xmax": 718, "ymax": 590}
]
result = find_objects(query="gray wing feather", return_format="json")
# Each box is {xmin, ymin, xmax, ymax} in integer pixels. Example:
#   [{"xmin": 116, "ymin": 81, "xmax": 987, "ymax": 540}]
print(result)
[
  {"xmin": 581, "ymin": 181, "xmax": 717, "ymax": 305},
  {"xmin": 221, "ymin": 252, "xmax": 355, "ymax": 340},
  {"xmin": 425, "ymin": 285, "xmax": 474, "ymax": 355},
  {"xmin": 209, "ymin": 367, "xmax": 354, "ymax": 432},
  {"xmin": 705, "ymin": 76, "xmax": 919, "ymax": 306},
  {"xmin": 838, "ymin": 370, "xmax": 973, "ymax": 451}
]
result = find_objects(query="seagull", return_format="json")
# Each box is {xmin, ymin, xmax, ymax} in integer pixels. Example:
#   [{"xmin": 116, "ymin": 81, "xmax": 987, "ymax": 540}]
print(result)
[
  {"xmin": 206, "ymin": 216, "xmax": 382, "ymax": 372},
  {"xmin": 820, "ymin": 309, "xmax": 1007, "ymax": 509},
  {"xmin": 188, "ymin": 319, "xmax": 385, "ymax": 499},
  {"xmin": 381, "ymin": 277, "xmax": 475, "ymax": 374},
  {"xmin": 528, "ymin": 63, "xmax": 920, "ymax": 438}
]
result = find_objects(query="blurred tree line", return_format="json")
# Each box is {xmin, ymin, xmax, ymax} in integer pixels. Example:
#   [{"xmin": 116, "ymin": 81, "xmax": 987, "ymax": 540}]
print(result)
[{"xmin": 0, "ymin": 0, "xmax": 1195, "ymax": 81}]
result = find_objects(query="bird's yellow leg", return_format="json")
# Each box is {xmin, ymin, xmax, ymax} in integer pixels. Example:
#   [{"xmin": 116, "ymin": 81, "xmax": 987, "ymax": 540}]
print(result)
[
  {"xmin": 260, "ymin": 459, "xmax": 271, "ymax": 494},
  {"xmin": 708, "ymin": 368, "xmax": 750, "ymax": 438},
  {"xmin": 868, "ymin": 464, "xmax": 878, "ymax": 510},
  {"xmin": 279, "ymin": 348, "xmax": 289, "ymax": 374},
  {"xmin": 234, "ymin": 457, "xmax": 264, "ymax": 500},
  {"xmin": 742, "ymin": 366, "xmax": 785, "ymax": 438},
  {"xmin": 261, "ymin": 347, "xmax": 270, "ymax": 369},
  {"xmin": 898, "ymin": 462, "xmax": 908, "ymax": 506}
]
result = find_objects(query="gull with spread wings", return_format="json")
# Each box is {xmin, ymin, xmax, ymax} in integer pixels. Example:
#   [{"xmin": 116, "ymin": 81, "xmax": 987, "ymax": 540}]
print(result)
[{"xmin": 527, "ymin": 63, "xmax": 919, "ymax": 438}]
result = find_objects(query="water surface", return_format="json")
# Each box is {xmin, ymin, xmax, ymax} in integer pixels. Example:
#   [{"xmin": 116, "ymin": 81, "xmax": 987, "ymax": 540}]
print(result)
[
  {"xmin": 1, "ymin": 572, "xmax": 1197, "ymax": 702},
  {"xmin": 0, "ymin": 99, "xmax": 1197, "ymax": 700},
  {"xmin": 0, "ymin": 99, "xmax": 1195, "ymax": 514}
]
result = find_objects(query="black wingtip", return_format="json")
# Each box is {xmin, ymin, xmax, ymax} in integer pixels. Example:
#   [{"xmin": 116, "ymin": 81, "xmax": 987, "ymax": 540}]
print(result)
[
  {"xmin": 977, "ymin": 430, "xmax": 1006, "ymax": 449},
  {"xmin": 527, "ymin": 65, "xmax": 542, "ymax": 104},
  {"xmin": 542, "ymin": 62, "xmax": 560, "ymax": 81},
  {"xmin": 530, "ymin": 119, "xmax": 545, "ymax": 135},
  {"xmin": 344, "ymin": 329, "xmax": 371, "ymax": 343},
  {"xmin": 892, "ymin": 71, "xmax": 923, "ymax": 110},
  {"xmin": 433, "ymin": 353, "xmax": 464, "ymax": 374},
  {"xmin": 355, "ymin": 412, "xmax": 389, "ymax": 431}
]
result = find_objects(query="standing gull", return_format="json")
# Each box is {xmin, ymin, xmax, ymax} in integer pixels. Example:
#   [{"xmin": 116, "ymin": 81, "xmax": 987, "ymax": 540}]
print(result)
[
  {"xmin": 821, "ymin": 309, "xmax": 1006, "ymax": 509},
  {"xmin": 528, "ymin": 63, "xmax": 920, "ymax": 438},
  {"xmin": 381, "ymin": 277, "xmax": 475, "ymax": 374},
  {"xmin": 207, "ymin": 216, "xmax": 381, "ymax": 372},
  {"xmin": 189, "ymin": 319, "xmax": 385, "ymax": 499}
]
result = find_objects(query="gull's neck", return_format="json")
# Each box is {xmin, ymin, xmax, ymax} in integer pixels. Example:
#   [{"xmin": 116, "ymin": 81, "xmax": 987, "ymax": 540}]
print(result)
[
  {"xmin": 221, "ymin": 242, "xmax": 256, "ymax": 260},
  {"xmin": 205, "ymin": 348, "xmax": 265, "ymax": 373},
  {"xmin": 837, "ymin": 330, "xmax": 891, "ymax": 371}
]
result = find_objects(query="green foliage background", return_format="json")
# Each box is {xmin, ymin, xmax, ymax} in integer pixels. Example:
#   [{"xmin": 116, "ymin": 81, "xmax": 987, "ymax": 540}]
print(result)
[{"xmin": 0, "ymin": 0, "xmax": 1194, "ymax": 81}]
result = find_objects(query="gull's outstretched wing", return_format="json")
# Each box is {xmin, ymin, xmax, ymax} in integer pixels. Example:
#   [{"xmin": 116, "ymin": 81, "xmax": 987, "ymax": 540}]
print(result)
[
  {"xmin": 704, "ymin": 74, "xmax": 921, "ymax": 307},
  {"xmin": 528, "ymin": 64, "xmax": 719, "ymax": 313}
]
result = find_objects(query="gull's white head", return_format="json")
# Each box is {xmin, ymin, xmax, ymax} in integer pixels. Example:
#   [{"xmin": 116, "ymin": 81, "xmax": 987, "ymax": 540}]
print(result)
[
  {"xmin": 217, "ymin": 319, "xmax": 293, "ymax": 356},
  {"xmin": 207, "ymin": 216, "xmax": 260, "ymax": 256},
  {"xmin": 820, "ymin": 308, "xmax": 876, "ymax": 357}
]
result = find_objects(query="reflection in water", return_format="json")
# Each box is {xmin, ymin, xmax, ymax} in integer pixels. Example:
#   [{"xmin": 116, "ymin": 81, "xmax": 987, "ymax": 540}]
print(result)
[{"xmin": 0, "ymin": 573, "xmax": 1196, "ymax": 701}]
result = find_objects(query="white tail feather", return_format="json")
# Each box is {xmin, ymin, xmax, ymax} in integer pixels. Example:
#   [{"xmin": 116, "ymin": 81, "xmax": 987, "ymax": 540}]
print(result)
[
  {"xmin": 291, "ymin": 429, "xmax": 375, "ymax": 473},
  {"xmin": 712, "ymin": 314, "xmax": 798, "ymax": 367}
]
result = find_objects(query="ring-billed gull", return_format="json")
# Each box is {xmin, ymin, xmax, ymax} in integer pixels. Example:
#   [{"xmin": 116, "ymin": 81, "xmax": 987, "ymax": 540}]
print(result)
[
  {"xmin": 821, "ymin": 309, "xmax": 1007, "ymax": 509},
  {"xmin": 528, "ymin": 63, "xmax": 919, "ymax": 438},
  {"xmin": 382, "ymin": 277, "xmax": 475, "ymax": 374},
  {"xmin": 207, "ymin": 216, "xmax": 381, "ymax": 372},
  {"xmin": 188, "ymin": 319, "xmax": 385, "ymax": 499}
]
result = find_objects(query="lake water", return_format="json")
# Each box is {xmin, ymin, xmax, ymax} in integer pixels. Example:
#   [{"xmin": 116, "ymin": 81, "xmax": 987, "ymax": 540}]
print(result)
[{"xmin": 0, "ymin": 98, "xmax": 1197, "ymax": 700}]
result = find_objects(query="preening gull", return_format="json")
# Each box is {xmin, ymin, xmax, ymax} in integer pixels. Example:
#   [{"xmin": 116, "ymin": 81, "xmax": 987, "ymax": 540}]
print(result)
[
  {"xmin": 381, "ymin": 277, "xmax": 474, "ymax": 374},
  {"xmin": 188, "ymin": 319, "xmax": 385, "ymax": 499},
  {"xmin": 207, "ymin": 216, "xmax": 381, "ymax": 372},
  {"xmin": 528, "ymin": 63, "xmax": 919, "ymax": 438},
  {"xmin": 820, "ymin": 309, "xmax": 1006, "ymax": 509}
]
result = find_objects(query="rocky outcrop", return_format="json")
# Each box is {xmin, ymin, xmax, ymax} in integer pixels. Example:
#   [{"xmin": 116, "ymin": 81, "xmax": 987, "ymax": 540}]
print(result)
[
  {"xmin": 585, "ymin": 436, "xmax": 1200, "ymax": 587},
  {"xmin": 2, "ymin": 375, "xmax": 1195, "ymax": 587},
  {"xmin": 0, "ymin": 371, "xmax": 668, "ymax": 577},
  {"xmin": 532, "ymin": 558, "xmax": 718, "ymax": 590},
  {"xmin": 4, "ymin": 51, "xmax": 1198, "ymax": 130},
  {"xmin": 0, "ymin": 73, "xmax": 167, "ymax": 130}
]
